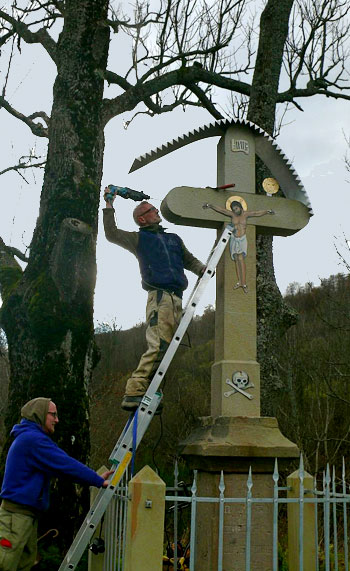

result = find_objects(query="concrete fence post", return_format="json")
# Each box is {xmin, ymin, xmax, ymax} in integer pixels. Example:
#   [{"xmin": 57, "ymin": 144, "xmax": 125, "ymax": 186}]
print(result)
[
  {"xmin": 287, "ymin": 469, "xmax": 316, "ymax": 570},
  {"xmin": 124, "ymin": 465, "xmax": 166, "ymax": 571}
]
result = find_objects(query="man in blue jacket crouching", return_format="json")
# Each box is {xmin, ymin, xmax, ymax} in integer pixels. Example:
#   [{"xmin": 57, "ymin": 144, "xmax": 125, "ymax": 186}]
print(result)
[{"xmin": 0, "ymin": 397, "xmax": 112, "ymax": 571}]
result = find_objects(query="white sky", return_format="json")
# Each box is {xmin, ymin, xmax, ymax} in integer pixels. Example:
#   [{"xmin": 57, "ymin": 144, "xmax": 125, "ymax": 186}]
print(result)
[{"xmin": 0, "ymin": 5, "xmax": 349, "ymax": 331}]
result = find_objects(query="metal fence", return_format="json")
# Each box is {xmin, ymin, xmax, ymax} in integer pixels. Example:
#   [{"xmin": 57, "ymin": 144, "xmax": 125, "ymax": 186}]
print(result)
[{"xmin": 97, "ymin": 457, "xmax": 350, "ymax": 570}]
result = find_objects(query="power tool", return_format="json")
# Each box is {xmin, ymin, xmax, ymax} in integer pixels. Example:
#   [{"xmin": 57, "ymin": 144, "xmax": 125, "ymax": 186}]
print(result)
[{"xmin": 106, "ymin": 185, "xmax": 150, "ymax": 203}]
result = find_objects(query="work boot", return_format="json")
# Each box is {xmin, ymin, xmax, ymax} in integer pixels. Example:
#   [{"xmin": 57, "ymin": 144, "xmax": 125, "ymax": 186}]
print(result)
[{"xmin": 121, "ymin": 394, "xmax": 163, "ymax": 415}]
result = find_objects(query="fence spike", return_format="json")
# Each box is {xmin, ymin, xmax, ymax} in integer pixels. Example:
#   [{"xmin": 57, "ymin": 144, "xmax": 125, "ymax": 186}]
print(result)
[
  {"xmin": 218, "ymin": 471, "xmax": 225, "ymax": 570},
  {"xmin": 219, "ymin": 470, "xmax": 225, "ymax": 495},
  {"xmin": 273, "ymin": 458, "xmax": 279, "ymax": 484},
  {"xmin": 342, "ymin": 458, "xmax": 349, "ymax": 571},
  {"xmin": 191, "ymin": 470, "xmax": 197, "ymax": 496},
  {"xmin": 332, "ymin": 465, "xmax": 339, "ymax": 571},
  {"xmin": 247, "ymin": 466, "xmax": 253, "ymax": 492},
  {"xmin": 299, "ymin": 453, "xmax": 305, "ymax": 482},
  {"xmin": 174, "ymin": 459, "xmax": 179, "ymax": 480}
]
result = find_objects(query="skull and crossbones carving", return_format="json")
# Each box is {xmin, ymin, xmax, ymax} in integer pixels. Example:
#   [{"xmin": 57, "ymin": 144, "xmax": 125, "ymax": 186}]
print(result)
[{"xmin": 224, "ymin": 371, "xmax": 254, "ymax": 400}]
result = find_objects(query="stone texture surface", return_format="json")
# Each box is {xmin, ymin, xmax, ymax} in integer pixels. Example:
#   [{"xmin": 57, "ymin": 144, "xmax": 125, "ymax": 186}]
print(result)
[
  {"xmin": 181, "ymin": 416, "xmax": 299, "ymax": 473},
  {"xmin": 182, "ymin": 416, "xmax": 299, "ymax": 458}
]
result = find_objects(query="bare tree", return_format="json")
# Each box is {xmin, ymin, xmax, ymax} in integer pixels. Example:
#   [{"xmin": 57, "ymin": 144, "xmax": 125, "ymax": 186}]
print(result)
[{"xmin": 0, "ymin": 0, "xmax": 349, "ymax": 545}]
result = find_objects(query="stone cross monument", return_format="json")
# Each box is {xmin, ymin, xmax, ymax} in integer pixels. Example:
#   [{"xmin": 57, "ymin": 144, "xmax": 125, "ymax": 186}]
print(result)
[{"xmin": 130, "ymin": 119, "xmax": 312, "ymax": 569}]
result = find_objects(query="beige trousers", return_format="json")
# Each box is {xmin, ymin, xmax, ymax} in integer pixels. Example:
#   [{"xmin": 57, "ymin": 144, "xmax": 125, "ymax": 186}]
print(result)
[
  {"xmin": 0, "ymin": 508, "xmax": 38, "ymax": 571},
  {"xmin": 125, "ymin": 290, "xmax": 182, "ymax": 396}
]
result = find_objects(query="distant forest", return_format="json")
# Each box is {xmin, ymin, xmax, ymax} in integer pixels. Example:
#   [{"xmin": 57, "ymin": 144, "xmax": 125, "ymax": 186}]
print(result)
[{"xmin": 1, "ymin": 273, "xmax": 350, "ymax": 480}]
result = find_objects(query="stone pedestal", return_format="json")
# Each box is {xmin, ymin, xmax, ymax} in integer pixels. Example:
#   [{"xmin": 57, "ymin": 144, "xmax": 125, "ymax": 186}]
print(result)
[
  {"xmin": 159, "ymin": 122, "xmax": 306, "ymax": 569},
  {"xmin": 181, "ymin": 417, "xmax": 299, "ymax": 571}
]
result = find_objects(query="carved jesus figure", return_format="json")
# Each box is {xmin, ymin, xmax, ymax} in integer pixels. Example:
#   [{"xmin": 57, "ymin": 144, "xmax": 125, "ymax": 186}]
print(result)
[{"xmin": 203, "ymin": 201, "xmax": 275, "ymax": 293}]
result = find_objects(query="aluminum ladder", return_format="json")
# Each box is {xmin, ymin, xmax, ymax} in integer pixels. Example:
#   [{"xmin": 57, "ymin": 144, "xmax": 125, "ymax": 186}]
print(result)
[{"xmin": 59, "ymin": 224, "xmax": 232, "ymax": 570}]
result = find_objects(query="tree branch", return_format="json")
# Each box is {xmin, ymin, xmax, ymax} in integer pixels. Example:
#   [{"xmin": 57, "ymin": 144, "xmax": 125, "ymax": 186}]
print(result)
[
  {"xmin": 1, "ymin": 245, "xmax": 29, "ymax": 263},
  {"xmin": 0, "ymin": 237, "xmax": 24, "ymax": 306},
  {"xmin": 14, "ymin": 0, "xmax": 64, "ymax": 18},
  {"xmin": 0, "ymin": 30, "xmax": 14, "ymax": 48},
  {"xmin": 107, "ymin": 0, "xmax": 164, "ymax": 33},
  {"xmin": 0, "ymin": 238, "xmax": 24, "ymax": 268},
  {"xmin": 278, "ymin": 86, "xmax": 350, "ymax": 103},
  {"xmin": 186, "ymin": 82, "xmax": 224, "ymax": 119},
  {"xmin": 284, "ymin": 0, "xmax": 350, "ymax": 103},
  {"xmin": 0, "ymin": 95, "xmax": 49, "ymax": 138},
  {"xmin": 123, "ymin": 97, "xmax": 204, "ymax": 128},
  {"xmin": 104, "ymin": 70, "xmax": 131, "ymax": 91},
  {"xmin": 102, "ymin": 65, "xmax": 251, "ymax": 125},
  {"xmin": 106, "ymin": 14, "xmax": 163, "ymax": 33},
  {"xmin": 0, "ymin": 158, "xmax": 46, "ymax": 179},
  {"xmin": 0, "ymin": 9, "xmax": 57, "ymax": 62}
]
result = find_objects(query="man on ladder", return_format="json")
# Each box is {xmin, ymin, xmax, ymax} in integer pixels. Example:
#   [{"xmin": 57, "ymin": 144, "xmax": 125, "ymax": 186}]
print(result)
[{"xmin": 103, "ymin": 189, "xmax": 205, "ymax": 413}]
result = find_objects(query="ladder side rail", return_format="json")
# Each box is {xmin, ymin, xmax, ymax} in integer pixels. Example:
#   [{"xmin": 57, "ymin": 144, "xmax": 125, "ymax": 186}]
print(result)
[
  {"xmin": 183, "ymin": 224, "xmax": 230, "ymax": 312},
  {"xmin": 59, "ymin": 480, "xmax": 122, "ymax": 570}
]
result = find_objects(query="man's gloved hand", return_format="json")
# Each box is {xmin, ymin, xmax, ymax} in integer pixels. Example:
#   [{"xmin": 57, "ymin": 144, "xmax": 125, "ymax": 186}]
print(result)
[{"xmin": 103, "ymin": 186, "xmax": 115, "ymax": 208}]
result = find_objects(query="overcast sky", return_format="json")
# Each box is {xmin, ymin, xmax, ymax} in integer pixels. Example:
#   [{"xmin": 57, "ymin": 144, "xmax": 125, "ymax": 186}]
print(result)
[{"xmin": 0, "ymin": 3, "xmax": 349, "ymax": 331}]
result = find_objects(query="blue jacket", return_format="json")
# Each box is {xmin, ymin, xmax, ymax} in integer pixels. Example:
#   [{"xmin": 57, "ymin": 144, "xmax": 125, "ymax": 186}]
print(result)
[
  {"xmin": 0, "ymin": 420, "xmax": 103, "ymax": 512},
  {"xmin": 137, "ymin": 227, "xmax": 188, "ymax": 295}
]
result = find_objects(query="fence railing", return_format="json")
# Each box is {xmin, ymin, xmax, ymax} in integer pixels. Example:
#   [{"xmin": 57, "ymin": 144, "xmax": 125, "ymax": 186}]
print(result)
[{"xmin": 93, "ymin": 457, "xmax": 350, "ymax": 571}]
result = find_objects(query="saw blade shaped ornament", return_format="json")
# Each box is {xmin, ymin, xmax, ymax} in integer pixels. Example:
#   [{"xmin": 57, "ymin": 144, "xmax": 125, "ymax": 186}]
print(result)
[{"xmin": 129, "ymin": 118, "xmax": 313, "ymax": 215}]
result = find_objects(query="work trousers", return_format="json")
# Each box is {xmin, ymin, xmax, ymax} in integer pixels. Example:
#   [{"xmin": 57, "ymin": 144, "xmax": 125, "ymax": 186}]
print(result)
[
  {"xmin": 125, "ymin": 290, "xmax": 182, "ymax": 396},
  {"xmin": 0, "ymin": 507, "xmax": 38, "ymax": 571}
]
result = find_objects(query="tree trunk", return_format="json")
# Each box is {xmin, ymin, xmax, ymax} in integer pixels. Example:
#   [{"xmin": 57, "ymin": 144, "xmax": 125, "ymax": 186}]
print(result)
[
  {"xmin": 0, "ymin": 0, "xmax": 109, "ymax": 548},
  {"xmin": 247, "ymin": 0, "xmax": 298, "ymax": 416}
]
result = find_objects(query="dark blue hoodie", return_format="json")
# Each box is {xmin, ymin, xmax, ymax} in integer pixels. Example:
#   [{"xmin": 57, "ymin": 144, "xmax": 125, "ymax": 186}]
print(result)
[{"xmin": 0, "ymin": 420, "xmax": 103, "ymax": 512}]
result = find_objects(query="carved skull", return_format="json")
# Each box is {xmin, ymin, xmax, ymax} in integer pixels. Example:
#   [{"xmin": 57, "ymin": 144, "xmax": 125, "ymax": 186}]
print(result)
[{"xmin": 232, "ymin": 371, "xmax": 249, "ymax": 389}]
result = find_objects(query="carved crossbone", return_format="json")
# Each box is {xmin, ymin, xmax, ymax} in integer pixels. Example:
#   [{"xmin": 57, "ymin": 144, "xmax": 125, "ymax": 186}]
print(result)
[{"xmin": 224, "ymin": 372, "xmax": 255, "ymax": 400}]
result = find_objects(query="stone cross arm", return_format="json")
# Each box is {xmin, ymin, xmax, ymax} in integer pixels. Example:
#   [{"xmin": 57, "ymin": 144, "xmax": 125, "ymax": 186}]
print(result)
[{"xmin": 161, "ymin": 186, "xmax": 310, "ymax": 237}]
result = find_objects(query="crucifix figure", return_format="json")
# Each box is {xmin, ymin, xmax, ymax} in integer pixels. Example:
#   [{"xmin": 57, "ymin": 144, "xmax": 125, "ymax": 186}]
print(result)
[{"xmin": 202, "ymin": 198, "xmax": 275, "ymax": 293}]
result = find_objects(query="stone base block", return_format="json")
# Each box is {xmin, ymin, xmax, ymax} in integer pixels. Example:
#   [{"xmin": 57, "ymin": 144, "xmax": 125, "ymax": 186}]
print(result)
[
  {"xmin": 195, "ymin": 471, "xmax": 274, "ymax": 571},
  {"xmin": 181, "ymin": 416, "xmax": 299, "ymax": 472},
  {"xmin": 180, "ymin": 416, "xmax": 299, "ymax": 570}
]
